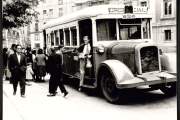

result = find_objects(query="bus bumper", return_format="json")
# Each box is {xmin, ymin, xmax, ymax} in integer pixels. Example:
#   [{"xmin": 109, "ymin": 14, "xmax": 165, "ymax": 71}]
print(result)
[{"xmin": 117, "ymin": 71, "xmax": 176, "ymax": 89}]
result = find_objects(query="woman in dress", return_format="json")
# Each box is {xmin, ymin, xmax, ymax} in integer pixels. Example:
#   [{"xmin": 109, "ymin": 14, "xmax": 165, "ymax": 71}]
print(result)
[{"xmin": 35, "ymin": 49, "xmax": 46, "ymax": 82}]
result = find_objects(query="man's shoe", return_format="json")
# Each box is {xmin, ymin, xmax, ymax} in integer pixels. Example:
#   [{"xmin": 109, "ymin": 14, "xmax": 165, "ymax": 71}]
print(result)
[
  {"xmin": 13, "ymin": 92, "xmax": 16, "ymax": 95},
  {"xmin": 64, "ymin": 91, "xmax": 68, "ymax": 97},
  {"xmin": 47, "ymin": 94, "xmax": 55, "ymax": 97},
  {"xmin": 21, "ymin": 95, "xmax": 26, "ymax": 98}
]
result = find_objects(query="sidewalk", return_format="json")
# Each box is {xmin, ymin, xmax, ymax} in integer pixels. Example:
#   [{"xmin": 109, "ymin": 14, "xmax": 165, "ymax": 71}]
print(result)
[{"xmin": 3, "ymin": 79, "xmax": 102, "ymax": 120}]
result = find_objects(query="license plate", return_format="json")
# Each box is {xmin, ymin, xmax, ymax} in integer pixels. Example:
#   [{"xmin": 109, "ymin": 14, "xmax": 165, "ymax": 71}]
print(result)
[{"xmin": 122, "ymin": 14, "xmax": 135, "ymax": 19}]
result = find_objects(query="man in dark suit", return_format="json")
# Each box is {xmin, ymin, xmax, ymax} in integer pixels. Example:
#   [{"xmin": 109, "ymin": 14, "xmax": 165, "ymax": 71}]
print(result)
[
  {"xmin": 47, "ymin": 48, "xmax": 68, "ymax": 97},
  {"xmin": 8, "ymin": 44, "xmax": 27, "ymax": 98}
]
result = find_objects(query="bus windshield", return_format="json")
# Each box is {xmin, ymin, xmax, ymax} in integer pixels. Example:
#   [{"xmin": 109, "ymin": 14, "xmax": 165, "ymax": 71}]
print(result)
[
  {"xmin": 96, "ymin": 18, "xmax": 151, "ymax": 41},
  {"xmin": 119, "ymin": 18, "xmax": 151, "ymax": 40}
]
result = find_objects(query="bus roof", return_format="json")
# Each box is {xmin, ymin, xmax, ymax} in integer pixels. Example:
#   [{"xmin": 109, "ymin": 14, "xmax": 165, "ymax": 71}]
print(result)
[{"xmin": 42, "ymin": 5, "xmax": 152, "ymax": 30}]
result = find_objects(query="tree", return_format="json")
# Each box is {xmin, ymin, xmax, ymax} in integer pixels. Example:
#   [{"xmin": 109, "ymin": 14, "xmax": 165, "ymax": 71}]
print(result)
[{"xmin": 3, "ymin": 0, "xmax": 41, "ymax": 29}]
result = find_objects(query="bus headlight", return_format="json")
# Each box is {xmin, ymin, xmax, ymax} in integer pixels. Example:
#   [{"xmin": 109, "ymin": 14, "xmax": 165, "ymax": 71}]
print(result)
[{"xmin": 97, "ymin": 45, "xmax": 105, "ymax": 54}]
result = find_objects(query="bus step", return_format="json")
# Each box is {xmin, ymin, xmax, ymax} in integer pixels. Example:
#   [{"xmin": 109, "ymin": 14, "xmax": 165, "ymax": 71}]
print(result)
[
  {"xmin": 82, "ymin": 84, "xmax": 96, "ymax": 89},
  {"xmin": 69, "ymin": 76, "xmax": 76, "ymax": 79}
]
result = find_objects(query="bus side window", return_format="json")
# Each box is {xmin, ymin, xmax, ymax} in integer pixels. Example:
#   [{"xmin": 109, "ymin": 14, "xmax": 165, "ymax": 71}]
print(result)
[
  {"xmin": 64, "ymin": 28, "xmax": 70, "ymax": 46},
  {"xmin": 59, "ymin": 29, "xmax": 64, "ymax": 45},
  {"xmin": 70, "ymin": 27, "xmax": 77, "ymax": 46}
]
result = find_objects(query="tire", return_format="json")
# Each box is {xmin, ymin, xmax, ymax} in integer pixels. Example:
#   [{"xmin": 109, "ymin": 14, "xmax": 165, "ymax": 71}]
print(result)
[
  {"xmin": 160, "ymin": 82, "xmax": 176, "ymax": 96},
  {"xmin": 101, "ymin": 72, "xmax": 128, "ymax": 104}
]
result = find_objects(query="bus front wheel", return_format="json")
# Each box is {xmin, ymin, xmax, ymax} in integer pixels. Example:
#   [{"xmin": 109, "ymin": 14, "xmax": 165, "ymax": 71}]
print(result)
[{"xmin": 101, "ymin": 72, "xmax": 128, "ymax": 104}]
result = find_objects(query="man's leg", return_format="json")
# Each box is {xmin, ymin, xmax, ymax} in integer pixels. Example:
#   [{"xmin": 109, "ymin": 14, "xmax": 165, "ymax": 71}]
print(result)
[
  {"xmin": 57, "ymin": 75, "xmax": 66, "ymax": 93},
  {"xmin": 79, "ymin": 59, "xmax": 85, "ymax": 88},
  {"xmin": 48, "ymin": 75, "xmax": 57, "ymax": 94},
  {"xmin": 12, "ymin": 76, "xmax": 18, "ymax": 95},
  {"xmin": 56, "ymin": 74, "xmax": 68, "ymax": 97},
  {"xmin": 19, "ymin": 74, "xmax": 26, "ymax": 96}
]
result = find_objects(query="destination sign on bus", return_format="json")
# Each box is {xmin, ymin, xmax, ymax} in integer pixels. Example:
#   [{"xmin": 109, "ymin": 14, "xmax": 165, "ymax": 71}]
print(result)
[
  {"xmin": 109, "ymin": 8, "xmax": 124, "ymax": 14},
  {"xmin": 133, "ymin": 7, "xmax": 147, "ymax": 14}
]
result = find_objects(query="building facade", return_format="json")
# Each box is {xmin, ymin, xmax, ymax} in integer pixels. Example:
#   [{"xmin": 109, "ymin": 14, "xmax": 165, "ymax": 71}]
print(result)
[
  {"xmin": 31, "ymin": 0, "xmax": 176, "ymax": 52},
  {"xmin": 3, "ymin": 28, "xmax": 22, "ymax": 49},
  {"xmin": 152, "ymin": 0, "xmax": 176, "ymax": 53},
  {"xmin": 30, "ymin": 0, "xmax": 63, "ymax": 49},
  {"xmin": 3, "ymin": 24, "xmax": 31, "ymax": 50}
]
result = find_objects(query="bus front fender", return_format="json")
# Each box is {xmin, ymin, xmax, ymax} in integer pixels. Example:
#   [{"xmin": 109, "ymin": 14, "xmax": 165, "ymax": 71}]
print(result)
[
  {"xmin": 97, "ymin": 60, "xmax": 135, "ymax": 86},
  {"xmin": 160, "ymin": 53, "xmax": 176, "ymax": 75}
]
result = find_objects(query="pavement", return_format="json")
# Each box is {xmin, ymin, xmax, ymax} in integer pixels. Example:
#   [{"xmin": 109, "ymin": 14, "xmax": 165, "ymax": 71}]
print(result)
[{"xmin": 3, "ymin": 76, "xmax": 103, "ymax": 120}]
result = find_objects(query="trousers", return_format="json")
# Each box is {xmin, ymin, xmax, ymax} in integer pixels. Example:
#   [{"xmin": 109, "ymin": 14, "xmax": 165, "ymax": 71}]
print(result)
[
  {"xmin": 49, "ymin": 74, "xmax": 66, "ymax": 94},
  {"xmin": 12, "ymin": 72, "xmax": 26, "ymax": 95}
]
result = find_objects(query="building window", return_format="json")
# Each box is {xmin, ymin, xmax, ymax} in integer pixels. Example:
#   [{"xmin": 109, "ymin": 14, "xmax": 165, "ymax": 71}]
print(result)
[
  {"xmin": 35, "ymin": 34, "xmax": 40, "ymax": 40},
  {"xmin": 16, "ymin": 32, "xmax": 20, "ymax": 39},
  {"xmin": 72, "ymin": 6, "xmax": 76, "ymax": 13},
  {"xmin": 35, "ymin": 14, "xmax": 38, "ymax": 19},
  {"xmin": 43, "ymin": 0, "xmax": 46, "ymax": 3},
  {"xmin": 35, "ymin": 23, "xmax": 38, "ymax": 31},
  {"xmin": 49, "ymin": 9, "xmax": 53, "ymax": 15},
  {"xmin": 141, "ymin": 2, "xmax": 147, "ymax": 6},
  {"xmin": 164, "ymin": 0, "xmax": 172, "ymax": 15},
  {"xmin": 165, "ymin": 30, "xmax": 171, "ymax": 41},
  {"xmin": 43, "ymin": 10, "xmax": 47, "ymax": 18},
  {"xmin": 59, "ymin": 8, "xmax": 63, "ymax": 17},
  {"xmin": 35, "ymin": 43, "xmax": 40, "ymax": 49},
  {"xmin": 58, "ymin": 0, "xmax": 63, "ymax": 5}
]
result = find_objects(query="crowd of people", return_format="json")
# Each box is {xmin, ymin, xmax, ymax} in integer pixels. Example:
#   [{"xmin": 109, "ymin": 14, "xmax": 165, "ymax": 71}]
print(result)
[
  {"xmin": 3, "ymin": 44, "xmax": 69, "ymax": 98},
  {"xmin": 3, "ymin": 35, "xmax": 92, "ymax": 98},
  {"xmin": 3, "ymin": 45, "xmax": 48, "ymax": 83}
]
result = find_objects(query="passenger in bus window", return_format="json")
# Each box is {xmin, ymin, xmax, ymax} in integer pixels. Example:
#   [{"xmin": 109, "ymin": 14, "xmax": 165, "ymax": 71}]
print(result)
[{"xmin": 75, "ymin": 36, "xmax": 92, "ymax": 91}]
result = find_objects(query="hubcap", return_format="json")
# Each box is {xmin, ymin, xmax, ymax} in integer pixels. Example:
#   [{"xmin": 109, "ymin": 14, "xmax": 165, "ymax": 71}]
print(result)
[{"xmin": 104, "ymin": 77, "xmax": 118, "ymax": 99}]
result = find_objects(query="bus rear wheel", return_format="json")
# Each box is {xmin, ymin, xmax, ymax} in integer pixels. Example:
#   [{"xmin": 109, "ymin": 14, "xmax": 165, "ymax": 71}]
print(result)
[{"xmin": 101, "ymin": 72, "xmax": 128, "ymax": 104}]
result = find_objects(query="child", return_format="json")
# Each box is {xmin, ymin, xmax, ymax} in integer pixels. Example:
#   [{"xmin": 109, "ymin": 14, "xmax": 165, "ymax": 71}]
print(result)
[{"xmin": 26, "ymin": 63, "xmax": 34, "ymax": 86}]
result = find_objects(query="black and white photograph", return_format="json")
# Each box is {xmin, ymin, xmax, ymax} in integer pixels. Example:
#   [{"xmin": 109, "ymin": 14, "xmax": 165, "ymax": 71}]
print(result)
[{"xmin": 2, "ymin": 0, "xmax": 178, "ymax": 120}]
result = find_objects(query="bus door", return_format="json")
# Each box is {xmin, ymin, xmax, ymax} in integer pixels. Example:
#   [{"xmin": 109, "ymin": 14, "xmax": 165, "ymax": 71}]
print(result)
[{"xmin": 78, "ymin": 19, "xmax": 94, "ymax": 79}]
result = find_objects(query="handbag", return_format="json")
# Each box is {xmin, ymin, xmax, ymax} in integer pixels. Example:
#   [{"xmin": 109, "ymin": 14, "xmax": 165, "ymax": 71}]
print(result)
[{"xmin": 86, "ymin": 58, "xmax": 92, "ymax": 68}]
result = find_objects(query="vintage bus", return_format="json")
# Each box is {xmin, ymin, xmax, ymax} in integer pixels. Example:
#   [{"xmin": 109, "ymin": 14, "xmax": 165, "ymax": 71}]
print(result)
[{"xmin": 42, "ymin": 5, "xmax": 176, "ymax": 104}]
